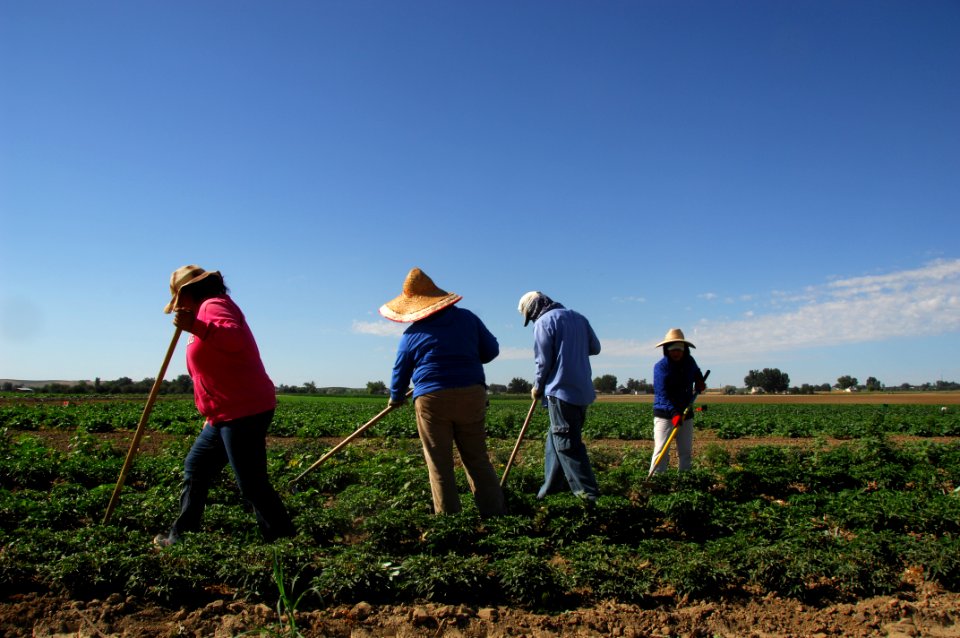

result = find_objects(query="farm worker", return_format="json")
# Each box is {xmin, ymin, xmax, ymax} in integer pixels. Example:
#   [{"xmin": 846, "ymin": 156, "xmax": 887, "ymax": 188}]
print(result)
[
  {"xmin": 649, "ymin": 328, "xmax": 706, "ymax": 475},
  {"xmin": 381, "ymin": 267, "xmax": 506, "ymax": 517},
  {"xmin": 517, "ymin": 291, "xmax": 601, "ymax": 503},
  {"xmin": 153, "ymin": 266, "xmax": 296, "ymax": 547}
]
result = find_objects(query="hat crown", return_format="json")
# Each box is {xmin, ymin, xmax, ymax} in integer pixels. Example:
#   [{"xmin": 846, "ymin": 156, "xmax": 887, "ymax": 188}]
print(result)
[
  {"xmin": 517, "ymin": 291, "xmax": 541, "ymax": 316},
  {"xmin": 170, "ymin": 265, "xmax": 207, "ymax": 294},
  {"xmin": 663, "ymin": 328, "xmax": 686, "ymax": 342},
  {"xmin": 402, "ymin": 268, "xmax": 447, "ymax": 298},
  {"xmin": 164, "ymin": 265, "xmax": 221, "ymax": 314},
  {"xmin": 379, "ymin": 268, "xmax": 461, "ymax": 323},
  {"xmin": 655, "ymin": 327, "xmax": 695, "ymax": 348}
]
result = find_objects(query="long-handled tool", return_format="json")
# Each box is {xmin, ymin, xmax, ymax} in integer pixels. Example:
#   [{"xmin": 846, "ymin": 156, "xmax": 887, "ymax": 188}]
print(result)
[
  {"xmin": 500, "ymin": 398, "xmax": 538, "ymax": 488},
  {"xmin": 103, "ymin": 328, "xmax": 182, "ymax": 524},
  {"xmin": 648, "ymin": 369, "xmax": 710, "ymax": 477},
  {"xmin": 289, "ymin": 389, "xmax": 413, "ymax": 491}
]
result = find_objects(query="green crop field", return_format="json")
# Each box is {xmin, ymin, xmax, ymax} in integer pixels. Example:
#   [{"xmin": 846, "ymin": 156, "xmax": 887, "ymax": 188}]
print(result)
[{"xmin": 1, "ymin": 396, "xmax": 958, "ymax": 627}]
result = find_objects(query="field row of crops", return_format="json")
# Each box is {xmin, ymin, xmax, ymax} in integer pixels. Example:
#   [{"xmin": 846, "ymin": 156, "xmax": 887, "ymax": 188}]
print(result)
[
  {"xmin": 1, "ymin": 396, "xmax": 959, "ymax": 614},
  {"xmin": 2, "ymin": 395, "xmax": 959, "ymax": 439}
]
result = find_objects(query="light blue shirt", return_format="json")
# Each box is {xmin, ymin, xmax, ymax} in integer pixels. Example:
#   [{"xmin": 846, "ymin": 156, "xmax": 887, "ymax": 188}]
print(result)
[{"xmin": 533, "ymin": 307, "xmax": 601, "ymax": 406}]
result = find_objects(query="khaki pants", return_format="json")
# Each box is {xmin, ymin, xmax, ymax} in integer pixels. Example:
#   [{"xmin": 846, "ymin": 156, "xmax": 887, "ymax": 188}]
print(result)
[{"xmin": 414, "ymin": 385, "xmax": 506, "ymax": 517}]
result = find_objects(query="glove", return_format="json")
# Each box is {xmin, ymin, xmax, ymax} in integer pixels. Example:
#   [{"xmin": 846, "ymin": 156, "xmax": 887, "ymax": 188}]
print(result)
[
  {"xmin": 388, "ymin": 397, "xmax": 406, "ymax": 409},
  {"xmin": 671, "ymin": 414, "xmax": 681, "ymax": 427},
  {"xmin": 531, "ymin": 386, "xmax": 543, "ymax": 401}
]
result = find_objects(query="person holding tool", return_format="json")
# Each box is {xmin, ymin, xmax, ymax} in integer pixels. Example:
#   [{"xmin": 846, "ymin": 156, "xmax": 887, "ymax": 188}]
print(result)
[
  {"xmin": 517, "ymin": 291, "xmax": 601, "ymax": 503},
  {"xmin": 381, "ymin": 267, "xmax": 505, "ymax": 517},
  {"xmin": 153, "ymin": 265, "xmax": 295, "ymax": 547},
  {"xmin": 650, "ymin": 328, "xmax": 707, "ymax": 475}
]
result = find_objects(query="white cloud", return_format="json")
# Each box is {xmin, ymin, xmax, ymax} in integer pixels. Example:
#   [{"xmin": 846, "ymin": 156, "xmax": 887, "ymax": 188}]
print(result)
[
  {"xmin": 594, "ymin": 338, "xmax": 656, "ymax": 358},
  {"xmin": 694, "ymin": 259, "xmax": 960, "ymax": 357},
  {"xmin": 351, "ymin": 320, "xmax": 406, "ymax": 337},
  {"xmin": 612, "ymin": 296, "xmax": 646, "ymax": 303}
]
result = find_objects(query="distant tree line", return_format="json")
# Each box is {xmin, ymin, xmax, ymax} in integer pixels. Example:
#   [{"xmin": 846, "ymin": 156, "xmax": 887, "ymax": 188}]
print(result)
[
  {"xmin": 742, "ymin": 370, "xmax": 960, "ymax": 395},
  {"xmin": 1, "ymin": 376, "xmax": 194, "ymax": 395},
  {"xmin": 6, "ymin": 373, "xmax": 958, "ymax": 397}
]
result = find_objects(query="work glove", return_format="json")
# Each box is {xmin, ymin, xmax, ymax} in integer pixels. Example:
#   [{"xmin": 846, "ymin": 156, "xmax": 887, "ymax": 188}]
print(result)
[
  {"xmin": 695, "ymin": 379, "xmax": 706, "ymax": 393},
  {"xmin": 671, "ymin": 414, "xmax": 682, "ymax": 427},
  {"xmin": 173, "ymin": 310, "xmax": 197, "ymax": 334},
  {"xmin": 531, "ymin": 385, "xmax": 543, "ymax": 401}
]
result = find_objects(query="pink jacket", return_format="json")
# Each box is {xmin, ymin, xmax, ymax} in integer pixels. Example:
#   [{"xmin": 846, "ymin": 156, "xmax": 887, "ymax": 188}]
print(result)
[{"xmin": 186, "ymin": 295, "xmax": 276, "ymax": 424}]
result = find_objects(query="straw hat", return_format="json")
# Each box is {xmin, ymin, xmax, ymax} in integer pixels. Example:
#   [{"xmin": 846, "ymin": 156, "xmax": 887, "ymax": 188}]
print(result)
[
  {"xmin": 655, "ymin": 328, "xmax": 696, "ymax": 349},
  {"xmin": 164, "ymin": 265, "xmax": 221, "ymax": 314},
  {"xmin": 379, "ymin": 268, "xmax": 462, "ymax": 323}
]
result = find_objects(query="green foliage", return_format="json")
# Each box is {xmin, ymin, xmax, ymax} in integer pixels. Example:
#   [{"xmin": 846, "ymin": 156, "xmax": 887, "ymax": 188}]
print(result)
[
  {"xmin": 310, "ymin": 545, "xmax": 398, "ymax": 604},
  {"xmin": 493, "ymin": 551, "xmax": 571, "ymax": 609},
  {"xmin": 563, "ymin": 537, "xmax": 653, "ymax": 604},
  {"xmin": 399, "ymin": 553, "xmax": 494, "ymax": 603},
  {"xmin": 4, "ymin": 397, "xmax": 960, "ymax": 439},
  {"xmin": 906, "ymin": 533, "xmax": 960, "ymax": 590},
  {"xmin": 1, "ymin": 399, "xmax": 959, "ymax": 613}
]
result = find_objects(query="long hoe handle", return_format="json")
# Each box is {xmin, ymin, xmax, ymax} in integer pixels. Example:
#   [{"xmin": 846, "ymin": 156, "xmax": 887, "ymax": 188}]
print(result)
[
  {"xmin": 103, "ymin": 327, "xmax": 182, "ymax": 524},
  {"xmin": 289, "ymin": 389, "xmax": 413, "ymax": 489},
  {"xmin": 500, "ymin": 398, "xmax": 538, "ymax": 488},
  {"xmin": 648, "ymin": 424, "xmax": 680, "ymax": 478}
]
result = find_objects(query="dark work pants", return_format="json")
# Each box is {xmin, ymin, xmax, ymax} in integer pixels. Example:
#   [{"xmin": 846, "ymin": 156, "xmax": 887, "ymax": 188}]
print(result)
[{"xmin": 170, "ymin": 410, "xmax": 295, "ymax": 541}]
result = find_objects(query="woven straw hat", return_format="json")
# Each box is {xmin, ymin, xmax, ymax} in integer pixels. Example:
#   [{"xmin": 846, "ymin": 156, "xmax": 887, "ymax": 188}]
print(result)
[
  {"xmin": 379, "ymin": 268, "xmax": 462, "ymax": 323},
  {"xmin": 164, "ymin": 265, "xmax": 221, "ymax": 314},
  {"xmin": 655, "ymin": 327, "xmax": 696, "ymax": 349}
]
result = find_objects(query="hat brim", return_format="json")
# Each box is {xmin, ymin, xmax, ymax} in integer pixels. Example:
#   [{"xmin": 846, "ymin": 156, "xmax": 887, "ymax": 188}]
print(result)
[
  {"xmin": 655, "ymin": 339, "xmax": 695, "ymax": 348},
  {"xmin": 379, "ymin": 294, "xmax": 462, "ymax": 323},
  {"xmin": 163, "ymin": 270, "xmax": 221, "ymax": 314}
]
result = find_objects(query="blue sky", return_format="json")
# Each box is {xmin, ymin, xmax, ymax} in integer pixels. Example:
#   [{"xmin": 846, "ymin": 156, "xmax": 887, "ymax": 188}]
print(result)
[{"xmin": 2, "ymin": 1, "xmax": 958, "ymax": 390}]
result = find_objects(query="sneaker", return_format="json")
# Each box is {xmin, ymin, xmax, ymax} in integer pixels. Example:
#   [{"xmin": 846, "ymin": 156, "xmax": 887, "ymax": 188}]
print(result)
[{"xmin": 153, "ymin": 533, "xmax": 178, "ymax": 548}]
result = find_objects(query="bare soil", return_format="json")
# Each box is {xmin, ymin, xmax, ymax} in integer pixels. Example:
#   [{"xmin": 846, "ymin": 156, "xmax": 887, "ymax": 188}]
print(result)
[
  {"xmin": 4, "ymin": 424, "xmax": 960, "ymax": 638},
  {"xmin": 7, "ymin": 586, "xmax": 960, "ymax": 637}
]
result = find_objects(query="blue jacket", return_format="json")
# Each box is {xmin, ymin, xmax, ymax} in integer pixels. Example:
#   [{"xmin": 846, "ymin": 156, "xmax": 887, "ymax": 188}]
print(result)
[
  {"xmin": 389, "ymin": 306, "xmax": 499, "ymax": 402},
  {"xmin": 533, "ymin": 307, "xmax": 601, "ymax": 406},
  {"xmin": 653, "ymin": 355, "xmax": 703, "ymax": 418}
]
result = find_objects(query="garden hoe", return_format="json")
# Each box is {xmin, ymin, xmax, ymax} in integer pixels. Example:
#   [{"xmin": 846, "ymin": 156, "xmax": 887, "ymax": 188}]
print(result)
[
  {"xmin": 500, "ymin": 398, "xmax": 538, "ymax": 488},
  {"xmin": 103, "ymin": 328, "xmax": 182, "ymax": 524},
  {"xmin": 648, "ymin": 369, "xmax": 710, "ymax": 478},
  {"xmin": 288, "ymin": 389, "xmax": 413, "ymax": 493}
]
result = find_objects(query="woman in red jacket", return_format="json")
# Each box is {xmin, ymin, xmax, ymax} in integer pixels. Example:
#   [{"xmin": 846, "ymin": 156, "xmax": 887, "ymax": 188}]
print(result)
[{"xmin": 153, "ymin": 265, "xmax": 295, "ymax": 547}]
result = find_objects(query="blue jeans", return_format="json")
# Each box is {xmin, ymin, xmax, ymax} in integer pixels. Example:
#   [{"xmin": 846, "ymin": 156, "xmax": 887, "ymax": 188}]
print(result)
[
  {"xmin": 537, "ymin": 396, "xmax": 599, "ymax": 501},
  {"xmin": 170, "ymin": 410, "xmax": 295, "ymax": 541}
]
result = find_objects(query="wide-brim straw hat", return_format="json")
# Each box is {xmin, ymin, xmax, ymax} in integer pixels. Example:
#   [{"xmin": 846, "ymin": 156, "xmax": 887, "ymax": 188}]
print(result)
[
  {"xmin": 379, "ymin": 268, "xmax": 462, "ymax": 323},
  {"xmin": 655, "ymin": 327, "xmax": 696, "ymax": 349},
  {"xmin": 164, "ymin": 265, "xmax": 221, "ymax": 314}
]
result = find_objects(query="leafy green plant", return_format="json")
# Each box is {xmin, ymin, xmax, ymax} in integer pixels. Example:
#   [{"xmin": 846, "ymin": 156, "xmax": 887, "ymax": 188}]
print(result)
[
  {"xmin": 493, "ymin": 551, "xmax": 571, "ymax": 609},
  {"xmin": 310, "ymin": 544, "xmax": 399, "ymax": 604},
  {"xmin": 398, "ymin": 553, "xmax": 494, "ymax": 603},
  {"xmin": 564, "ymin": 536, "xmax": 653, "ymax": 604}
]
